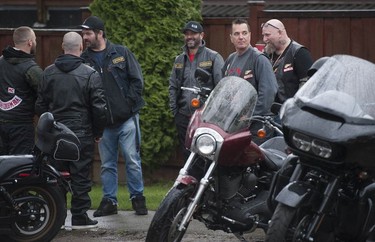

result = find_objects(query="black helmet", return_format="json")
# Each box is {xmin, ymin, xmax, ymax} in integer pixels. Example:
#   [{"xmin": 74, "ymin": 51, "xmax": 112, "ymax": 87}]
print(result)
[{"xmin": 307, "ymin": 56, "xmax": 330, "ymax": 78}]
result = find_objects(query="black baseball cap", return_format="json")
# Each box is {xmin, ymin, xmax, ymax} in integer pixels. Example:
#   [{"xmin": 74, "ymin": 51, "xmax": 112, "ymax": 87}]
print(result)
[
  {"xmin": 182, "ymin": 21, "xmax": 203, "ymax": 33},
  {"xmin": 80, "ymin": 16, "xmax": 105, "ymax": 31}
]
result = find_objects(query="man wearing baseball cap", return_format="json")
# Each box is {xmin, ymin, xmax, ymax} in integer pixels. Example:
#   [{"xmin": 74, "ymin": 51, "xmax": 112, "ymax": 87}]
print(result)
[
  {"xmin": 80, "ymin": 16, "xmax": 148, "ymax": 218},
  {"xmin": 80, "ymin": 16, "xmax": 105, "ymax": 31},
  {"xmin": 169, "ymin": 20, "xmax": 224, "ymax": 159}
]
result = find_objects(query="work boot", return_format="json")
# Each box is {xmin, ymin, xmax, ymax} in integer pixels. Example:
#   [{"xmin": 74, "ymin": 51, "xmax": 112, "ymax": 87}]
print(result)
[
  {"xmin": 93, "ymin": 198, "xmax": 118, "ymax": 217},
  {"xmin": 131, "ymin": 195, "xmax": 148, "ymax": 215}
]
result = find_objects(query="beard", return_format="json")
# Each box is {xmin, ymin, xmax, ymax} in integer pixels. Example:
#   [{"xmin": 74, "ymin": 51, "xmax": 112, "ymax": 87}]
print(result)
[
  {"xmin": 85, "ymin": 35, "xmax": 101, "ymax": 50},
  {"xmin": 30, "ymin": 43, "xmax": 36, "ymax": 55},
  {"xmin": 264, "ymin": 43, "xmax": 276, "ymax": 55},
  {"xmin": 185, "ymin": 38, "xmax": 201, "ymax": 49}
]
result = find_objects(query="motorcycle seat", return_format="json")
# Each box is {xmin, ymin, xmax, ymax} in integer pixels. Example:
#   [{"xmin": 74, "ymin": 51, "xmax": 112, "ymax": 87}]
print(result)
[{"xmin": 0, "ymin": 155, "xmax": 34, "ymax": 179}]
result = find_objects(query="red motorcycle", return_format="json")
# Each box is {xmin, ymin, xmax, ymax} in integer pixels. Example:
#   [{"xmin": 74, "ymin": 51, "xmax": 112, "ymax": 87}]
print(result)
[{"xmin": 146, "ymin": 73, "xmax": 288, "ymax": 242}]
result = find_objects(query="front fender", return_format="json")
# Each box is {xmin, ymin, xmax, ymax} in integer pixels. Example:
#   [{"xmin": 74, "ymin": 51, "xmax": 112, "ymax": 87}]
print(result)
[
  {"xmin": 176, "ymin": 174, "xmax": 199, "ymax": 186},
  {"xmin": 276, "ymin": 181, "xmax": 313, "ymax": 208}
]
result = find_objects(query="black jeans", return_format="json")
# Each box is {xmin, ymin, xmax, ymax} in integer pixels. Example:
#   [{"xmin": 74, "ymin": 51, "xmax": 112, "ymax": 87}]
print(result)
[
  {"xmin": 54, "ymin": 136, "xmax": 94, "ymax": 217},
  {"xmin": 0, "ymin": 122, "xmax": 34, "ymax": 155},
  {"xmin": 174, "ymin": 112, "xmax": 191, "ymax": 160}
]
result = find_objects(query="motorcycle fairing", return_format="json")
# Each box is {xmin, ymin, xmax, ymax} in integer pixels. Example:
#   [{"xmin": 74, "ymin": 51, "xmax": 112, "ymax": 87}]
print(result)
[
  {"xmin": 281, "ymin": 55, "xmax": 375, "ymax": 170},
  {"xmin": 201, "ymin": 76, "xmax": 257, "ymax": 134},
  {"xmin": 186, "ymin": 76, "xmax": 264, "ymax": 166}
]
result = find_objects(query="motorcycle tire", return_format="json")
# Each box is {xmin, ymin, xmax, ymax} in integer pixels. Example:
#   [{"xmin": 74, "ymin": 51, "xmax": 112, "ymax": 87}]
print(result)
[
  {"xmin": 5, "ymin": 184, "xmax": 66, "ymax": 242},
  {"xmin": 146, "ymin": 184, "xmax": 195, "ymax": 242},
  {"xmin": 265, "ymin": 203, "xmax": 336, "ymax": 242},
  {"xmin": 264, "ymin": 203, "xmax": 296, "ymax": 242}
]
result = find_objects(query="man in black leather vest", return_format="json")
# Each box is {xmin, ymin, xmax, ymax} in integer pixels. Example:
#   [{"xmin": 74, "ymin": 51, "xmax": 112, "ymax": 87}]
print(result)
[
  {"xmin": 262, "ymin": 19, "xmax": 313, "ymax": 104},
  {"xmin": 0, "ymin": 26, "xmax": 43, "ymax": 155}
]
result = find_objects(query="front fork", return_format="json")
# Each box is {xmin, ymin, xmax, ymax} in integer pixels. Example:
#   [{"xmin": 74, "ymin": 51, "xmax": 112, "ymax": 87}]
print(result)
[
  {"xmin": 277, "ymin": 163, "xmax": 341, "ymax": 241},
  {"xmin": 174, "ymin": 152, "xmax": 217, "ymax": 232}
]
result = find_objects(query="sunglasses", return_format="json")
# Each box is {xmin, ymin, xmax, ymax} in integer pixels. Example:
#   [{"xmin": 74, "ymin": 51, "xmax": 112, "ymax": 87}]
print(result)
[{"xmin": 261, "ymin": 22, "xmax": 281, "ymax": 30}]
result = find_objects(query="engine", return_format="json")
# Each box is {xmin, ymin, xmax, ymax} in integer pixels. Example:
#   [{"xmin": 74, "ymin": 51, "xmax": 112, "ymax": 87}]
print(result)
[{"xmin": 214, "ymin": 166, "xmax": 272, "ymax": 232}]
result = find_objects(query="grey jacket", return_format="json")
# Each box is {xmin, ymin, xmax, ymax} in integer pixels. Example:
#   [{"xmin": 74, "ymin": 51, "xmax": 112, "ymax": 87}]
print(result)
[{"xmin": 169, "ymin": 41, "xmax": 224, "ymax": 117}]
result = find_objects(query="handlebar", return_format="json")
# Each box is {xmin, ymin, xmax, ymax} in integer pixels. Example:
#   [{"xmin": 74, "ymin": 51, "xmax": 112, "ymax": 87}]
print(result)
[
  {"xmin": 251, "ymin": 115, "xmax": 283, "ymax": 136},
  {"xmin": 181, "ymin": 86, "xmax": 200, "ymax": 94}
]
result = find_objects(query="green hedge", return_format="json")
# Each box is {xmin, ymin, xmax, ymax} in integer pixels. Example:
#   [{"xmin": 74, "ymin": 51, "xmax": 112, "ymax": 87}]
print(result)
[{"xmin": 89, "ymin": 0, "xmax": 201, "ymax": 169}]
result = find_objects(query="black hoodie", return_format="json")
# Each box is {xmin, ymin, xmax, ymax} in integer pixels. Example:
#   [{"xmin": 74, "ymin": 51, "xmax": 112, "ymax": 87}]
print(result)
[
  {"xmin": 35, "ymin": 54, "xmax": 107, "ymax": 138},
  {"xmin": 0, "ymin": 46, "xmax": 42, "ymax": 122}
]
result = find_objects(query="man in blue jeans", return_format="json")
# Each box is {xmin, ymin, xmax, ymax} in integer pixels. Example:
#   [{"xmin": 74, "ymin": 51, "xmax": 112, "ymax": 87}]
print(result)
[{"xmin": 80, "ymin": 16, "xmax": 148, "ymax": 216}]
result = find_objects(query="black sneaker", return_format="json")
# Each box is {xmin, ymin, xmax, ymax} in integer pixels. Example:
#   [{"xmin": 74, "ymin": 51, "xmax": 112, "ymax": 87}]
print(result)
[
  {"xmin": 71, "ymin": 213, "xmax": 98, "ymax": 230},
  {"xmin": 93, "ymin": 198, "xmax": 118, "ymax": 217},
  {"xmin": 131, "ymin": 195, "xmax": 148, "ymax": 215}
]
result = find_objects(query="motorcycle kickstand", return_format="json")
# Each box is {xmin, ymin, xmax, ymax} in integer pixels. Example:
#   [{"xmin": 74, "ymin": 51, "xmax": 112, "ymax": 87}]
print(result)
[{"xmin": 233, "ymin": 232, "xmax": 249, "ymax": 242}]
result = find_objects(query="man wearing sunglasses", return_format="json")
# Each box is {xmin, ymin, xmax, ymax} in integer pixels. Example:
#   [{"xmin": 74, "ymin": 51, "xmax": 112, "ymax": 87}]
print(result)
[{"xmin": 262, "ymin": 19, "xmax": 313, "ymax": 104}]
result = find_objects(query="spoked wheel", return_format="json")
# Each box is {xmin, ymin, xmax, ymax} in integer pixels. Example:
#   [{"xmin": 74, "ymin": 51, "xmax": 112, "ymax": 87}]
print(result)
[
  {"xmin": 291, "ymin": 215, "xmax": 311, "ymax": 242},
  {"xmin": 7, "ymin": 184, "xmax": 66, "ymax": 242},
  {"xmin": 168, "ymin": 207, "xmax": 188, "ymax": 241},
  {"xmin": 146, "ymin": 185, "xmax": 196, "ymax": 242}
]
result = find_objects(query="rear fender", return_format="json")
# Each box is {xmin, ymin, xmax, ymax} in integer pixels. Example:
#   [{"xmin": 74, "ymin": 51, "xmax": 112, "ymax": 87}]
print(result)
[{"xmin": 276, "ymin": 181, "xmax": 313, "ymax": 208}]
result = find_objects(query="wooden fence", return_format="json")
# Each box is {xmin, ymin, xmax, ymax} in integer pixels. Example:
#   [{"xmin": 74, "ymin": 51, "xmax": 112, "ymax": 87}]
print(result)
[{"xmin": 203, "ymin": 1, "xmax": 375, "ymax": 62}]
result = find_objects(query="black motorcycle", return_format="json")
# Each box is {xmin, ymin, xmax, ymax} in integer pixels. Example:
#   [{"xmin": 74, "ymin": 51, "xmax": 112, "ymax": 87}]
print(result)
[
  {"xmin": 265, "ymin": 55, "xmax": 375, "ymax": 242},
  {"xmin": 0, "ymin": 112, "xmax": 79, "ymax": 242},
  {"xmin": 146, "ymin": 74, "xmax": 288, "ymax": 242}
]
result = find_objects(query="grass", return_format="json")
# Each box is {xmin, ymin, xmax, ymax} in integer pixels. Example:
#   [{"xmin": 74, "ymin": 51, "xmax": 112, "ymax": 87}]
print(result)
[{"xmin": 67, "ymin": 181, "xmax": 174, "ymax": 210}]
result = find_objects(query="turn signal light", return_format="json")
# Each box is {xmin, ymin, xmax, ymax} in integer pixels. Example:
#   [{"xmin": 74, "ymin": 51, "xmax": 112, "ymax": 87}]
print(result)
[
  {"xmin": 191, "ymin": 98, "xmax": 200, "ymax": 108},
  {"xmin": 257, "ymin": 128, "xmax": 266, "ymax": 138}
]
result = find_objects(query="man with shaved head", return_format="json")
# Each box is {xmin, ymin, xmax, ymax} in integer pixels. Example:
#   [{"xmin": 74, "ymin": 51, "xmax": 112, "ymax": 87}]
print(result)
[
  {"xmin": 35, "ymin": 31, "xmax": 107, "ymax": 230},
  {"xmin": 0, "ymin": 26, "xmax": 43, "ymax": 155},
  {"xmin": 262, "ymin": 19, "xmax": 313, "ymax": 103}
]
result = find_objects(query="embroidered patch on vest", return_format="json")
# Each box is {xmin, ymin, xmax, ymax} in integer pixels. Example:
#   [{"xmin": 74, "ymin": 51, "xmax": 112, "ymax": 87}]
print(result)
[
  {"xmin": 244, "ymin": 69, "xmax": 253, "ymax": 79},
  {"xmin": 0, "ymin": 95, "xmax": 22, "ymax": 111},
  {"xmin": 283, "ymin": 63, "xmax": 294, "ymax": 72},
  {"xmin": 113, "ymin": 56, "xmax": 125, "ymax": 64},
  {"xmin": 175, "ymin": 63, "xmax": 183, "ymax": 69},
  {"xmin": 199, "ymin": 61, "xmax": 212, "ymax": 68}
]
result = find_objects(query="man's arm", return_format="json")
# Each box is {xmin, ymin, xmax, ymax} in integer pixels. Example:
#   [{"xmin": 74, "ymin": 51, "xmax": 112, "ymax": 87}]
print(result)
[
  {"xmin": 212, "ymin": 53, "xmax": 224, "ymax": 85},
  {"xmin": 35, "ymin": 74, "xmax": 49, "ymax": 116},
  {"xmin": 26, "ymin": 64, "xmax": 43, "ymax": 94},
  {"xmin": 294, "ymin": 48, "xmax": 314, "ymax": 79},
  {"xmin": 169, "ymin": 59, "xmax": 179, "ymax": 116},
  {"xmin": 88, "ymin": 71, "xmax": 108, "ymax": 138},
  {"xmin": 254, "ymin": 55, "xmax": 278, "ymax": 115}
]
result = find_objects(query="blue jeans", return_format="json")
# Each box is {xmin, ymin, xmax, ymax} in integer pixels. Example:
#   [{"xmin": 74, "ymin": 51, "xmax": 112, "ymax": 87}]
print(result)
[{"xmin": 98, "ymin": 114, "xmax": 144, "ymax": 203}]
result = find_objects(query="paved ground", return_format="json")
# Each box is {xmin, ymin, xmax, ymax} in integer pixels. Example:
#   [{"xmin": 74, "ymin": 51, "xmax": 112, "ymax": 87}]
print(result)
[{"xmin": 53, "ymin": 210, "xmax": 266, "ymax": 242}]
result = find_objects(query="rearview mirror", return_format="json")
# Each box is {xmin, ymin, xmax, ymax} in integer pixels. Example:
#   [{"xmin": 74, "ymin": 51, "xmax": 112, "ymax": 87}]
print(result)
[{"xmin": 194, "ymin": 68, "xmax": 210, "ymax": 84}]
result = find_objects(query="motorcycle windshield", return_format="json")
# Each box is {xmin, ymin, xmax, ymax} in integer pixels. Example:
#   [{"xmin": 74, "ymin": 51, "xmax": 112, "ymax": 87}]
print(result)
[
  {"xmin": 201, "ymin": 76, "xmax": 258, "ymax": 133},
  {"xmin": 294, "ymin": 55, "xmax": 375, "ymax": 125}
]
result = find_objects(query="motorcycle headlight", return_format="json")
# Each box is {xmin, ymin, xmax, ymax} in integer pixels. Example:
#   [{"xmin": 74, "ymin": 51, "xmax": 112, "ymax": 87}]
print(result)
[
  {"xmin": 196, "ymin": 134, "xmax": 216, "ymax": 155},
  {"xmin": 292, "ymin": 133, "xmax": 312, "ymax": 152},
  {"xmin": 311, "ymin": 139, "xmax": 332, "ymax": 159},
  {"xmin": 292, "ymin": 132, "xmax": 332, "ymax": 159}
]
